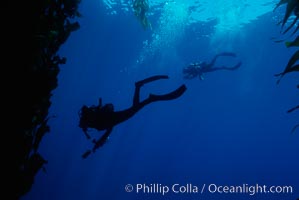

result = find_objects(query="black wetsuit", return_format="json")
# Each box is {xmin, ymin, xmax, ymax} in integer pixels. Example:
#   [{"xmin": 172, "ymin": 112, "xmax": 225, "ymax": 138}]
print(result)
[{"xmin": 79, "ymin": 75, "xmax": 187, "ymax": 158}]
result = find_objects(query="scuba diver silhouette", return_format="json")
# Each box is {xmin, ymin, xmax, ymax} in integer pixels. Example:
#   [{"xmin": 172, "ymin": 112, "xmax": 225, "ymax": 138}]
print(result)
[
  {"xmin": 79, "ymin": 75, "xmax": 187, "ymax": 158},
  {"xmin": 183, "ymin": 52, "xmax": 242, "ymax": 80}
]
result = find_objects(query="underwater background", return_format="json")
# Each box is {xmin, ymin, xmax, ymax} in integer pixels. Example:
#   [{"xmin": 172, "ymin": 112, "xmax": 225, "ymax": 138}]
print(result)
[{"xmin": 22, "ymin": 0, "xmax": 298, "ymax": 199}]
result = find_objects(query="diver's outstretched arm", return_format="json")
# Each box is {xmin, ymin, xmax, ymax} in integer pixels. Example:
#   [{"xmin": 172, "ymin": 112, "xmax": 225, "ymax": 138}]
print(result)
[
  {"xmin": 207, "ymin": 62, "xmax": 242, "ymax": 72},
  {"xmin": 83, "ymin": 129, "xmax": 91, "ymax": 140},
  {"xmin": 82, "ymin": 149, "xmax": 91, "ymax": 159},
  {"xmin": 81, "ymin": 128, "xmax": 113, "ymax": 159},
  {"xmin": 92, "ymin": 128, "xmax": 113, "ymax": 152},
  {"xmin": 134, "ymin": 75, "xmax": 169, "ymax": 105}
]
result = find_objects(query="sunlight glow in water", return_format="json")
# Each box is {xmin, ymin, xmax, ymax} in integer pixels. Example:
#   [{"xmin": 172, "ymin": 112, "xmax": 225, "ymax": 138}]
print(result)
[
  {"xmin": 102, "ymin": 0, "xmax": 277, "ymax": 65},
  {"xmin": 137, "ymin": 1, "xmax": 189, "ymax": 64},
  {"xmin": 102, "ymin": 0, "xmax": 276, "ymax": 31}
]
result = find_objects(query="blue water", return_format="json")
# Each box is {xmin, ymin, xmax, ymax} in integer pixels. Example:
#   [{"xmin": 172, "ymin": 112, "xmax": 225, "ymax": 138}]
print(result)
[{"xmin": 23, "ymin": 0, "xmax": 299, "ymax": 200}]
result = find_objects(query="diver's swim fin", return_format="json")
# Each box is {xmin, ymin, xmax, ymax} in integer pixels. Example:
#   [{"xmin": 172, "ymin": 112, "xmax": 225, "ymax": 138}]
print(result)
[
  {"xmin": 149, "ymin": 84, "xmax": 187, "ymax": 101},
  {"xmin": 136, "ymin": 75, "xmax": 169, "ymax": 87},
  {"xmin": 217, "ymin": 52, "xmax": 237, "ymax": 57}
]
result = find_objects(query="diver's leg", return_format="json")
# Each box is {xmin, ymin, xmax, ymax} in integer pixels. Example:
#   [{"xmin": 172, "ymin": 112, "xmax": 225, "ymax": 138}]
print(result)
[
  {"xmin": 134, "ymin": 75, "xmax": 169, "ymax": 105},
  {"xmin": 208, "ymin": 52, "xmax": 237, "ymax": 66},
  {"xmin": 208, "ymin": 61, "xmax": 242, "ymax": 72},
  {"xmin": 208, "ymin": 56, "xmax": 219, "ymax": 67}
]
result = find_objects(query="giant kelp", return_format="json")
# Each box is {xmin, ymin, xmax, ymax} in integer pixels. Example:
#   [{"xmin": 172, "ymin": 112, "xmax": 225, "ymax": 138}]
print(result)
[
  {"xmin": 274, "ymin": 0, "xmax": 299, "ymax": 79},
  {"xmin": 11, "ymin": 0, "xmax": 81, "ymax": 199},
  {"xmin": 274, "ymin": 0, "xmax": 299, "ymax": 35},
  {"xmin": 132, "ymin": 0, "xmax": 152, "ymax": 29},
  {"xmin": 274, "ymin": 0, "xmax": 299, "ymax": 134}
]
